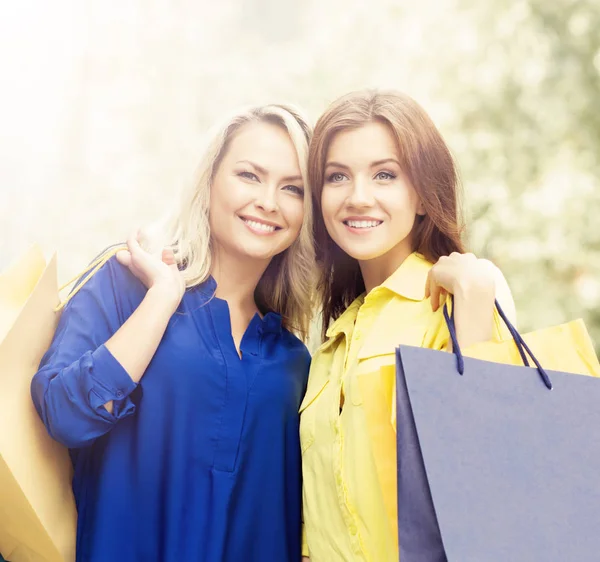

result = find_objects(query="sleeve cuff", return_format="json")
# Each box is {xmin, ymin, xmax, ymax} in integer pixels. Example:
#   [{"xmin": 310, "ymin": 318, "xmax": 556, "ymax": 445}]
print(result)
[
  {"xmin": 88, "ymin": 344, "xmax": 137, "ymax": 417},
  {"xmin": 301, "ymin": 522, "xmax": 309, "ymax": 557}
]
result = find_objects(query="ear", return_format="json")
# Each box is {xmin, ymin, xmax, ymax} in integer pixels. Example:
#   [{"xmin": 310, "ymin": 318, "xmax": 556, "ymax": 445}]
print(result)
[{"xmin": 416, "ymin": 199, "xmax": 426, "ymax": 216}]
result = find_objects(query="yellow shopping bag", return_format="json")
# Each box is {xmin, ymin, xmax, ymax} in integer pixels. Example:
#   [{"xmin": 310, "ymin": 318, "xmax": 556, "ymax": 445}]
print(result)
[
  {"xmin": 0, "ymin": 245, "xmax": 125, "ymax": 562},
  {"xmin": 463, "ymin": 315, "xmax": 600, "ymax": 378}
]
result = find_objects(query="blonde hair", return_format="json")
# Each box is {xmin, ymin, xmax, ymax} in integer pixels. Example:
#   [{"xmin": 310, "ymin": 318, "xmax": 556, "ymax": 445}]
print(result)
[{"xmin": 161, "ymin": 104, "xmax": 315, "ymax": 339}]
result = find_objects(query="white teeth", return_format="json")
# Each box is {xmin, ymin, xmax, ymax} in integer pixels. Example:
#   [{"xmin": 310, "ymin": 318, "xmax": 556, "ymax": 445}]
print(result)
[
  {"xmin": 346, "ymin": 220, "xmax": 382, "ymax": 228},
  {"xmin": 244, "ymin": 219, "xmax": 277, "ymax": 232}
]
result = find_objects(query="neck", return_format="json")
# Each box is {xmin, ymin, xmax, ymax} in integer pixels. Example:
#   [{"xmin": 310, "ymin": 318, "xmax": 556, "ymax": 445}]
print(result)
[
  {"xmin": 210, "ymin": 247, "xmax": 270, "ymax": 311},
  {"xmin": 359, "ymin": 242, "xmax": 413, "ymax": 294}
]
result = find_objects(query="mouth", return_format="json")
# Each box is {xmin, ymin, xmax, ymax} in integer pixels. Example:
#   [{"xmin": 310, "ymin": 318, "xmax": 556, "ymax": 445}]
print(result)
[
  {"xmin": 239, "ymin": 215, "xmax": 282, "ymax": 235},
  {"xmin": 342, "ymin": 219, "xmax": 383, "ymax": 231}
]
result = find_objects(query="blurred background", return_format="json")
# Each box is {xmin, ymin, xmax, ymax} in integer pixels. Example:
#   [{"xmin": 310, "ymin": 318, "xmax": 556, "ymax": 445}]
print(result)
[{"xmin": 1, "ymin": 0, "xmax": 599, "ymax": 350}]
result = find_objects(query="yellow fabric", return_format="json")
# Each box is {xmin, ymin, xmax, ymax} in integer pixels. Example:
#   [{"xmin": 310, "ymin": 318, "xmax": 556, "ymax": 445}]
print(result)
[
  {"xmin": 300, "ymin": 253, "xmax": 511, "ymax": 562},
  {"xmin": 0, "ymin": 245, "xmax": 125, "ymax": 562},
  {"xmin": 301, "ymin": 523, "xmax": 309, "ymax": 557}
]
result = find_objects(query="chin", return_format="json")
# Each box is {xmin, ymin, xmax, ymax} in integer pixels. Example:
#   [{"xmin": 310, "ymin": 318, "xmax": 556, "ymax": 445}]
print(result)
[
  {"xmin": 236, "ymin": 242, "xmax": 285, "ymax": 262},
  {"xmin": 345, "ymin": 250, "xmax": 386, "ymax": 261},
  {"xmin": 335, "ymin": 241, "xmax": 386, "ymax": 262}
]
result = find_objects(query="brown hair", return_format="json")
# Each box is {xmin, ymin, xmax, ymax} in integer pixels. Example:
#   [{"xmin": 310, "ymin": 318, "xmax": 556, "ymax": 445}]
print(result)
[{"xmin": 309, "ymin": 90, "xmax": 466, "ymax": 340}]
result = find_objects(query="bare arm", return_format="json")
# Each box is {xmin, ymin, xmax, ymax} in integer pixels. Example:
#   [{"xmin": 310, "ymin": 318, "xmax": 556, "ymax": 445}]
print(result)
[{"xmin": 103, "ymin": 234, "xmax": 185, "ymax": 412}]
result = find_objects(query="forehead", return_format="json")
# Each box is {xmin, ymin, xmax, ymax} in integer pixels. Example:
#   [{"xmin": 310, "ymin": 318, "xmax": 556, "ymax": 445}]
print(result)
[
  {"xmin": 224, "ymin": 120, "xmax": 301, "ymax": 172},
  {"xmin": 326, "ymin": 121, "xmax": 399, "ymax": 163}
]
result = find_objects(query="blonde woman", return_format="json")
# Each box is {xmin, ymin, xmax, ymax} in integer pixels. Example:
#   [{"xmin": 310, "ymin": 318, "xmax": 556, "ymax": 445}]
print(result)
[{"xmin": 32, "ymin": 105, "xmax": 314, "ymax": 562}]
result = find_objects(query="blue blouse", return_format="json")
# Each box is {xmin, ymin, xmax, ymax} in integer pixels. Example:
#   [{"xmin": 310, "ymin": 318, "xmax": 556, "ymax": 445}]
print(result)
[{"xmin": 31, "ymin": 258, "xmax": 310, "ymax": 562}]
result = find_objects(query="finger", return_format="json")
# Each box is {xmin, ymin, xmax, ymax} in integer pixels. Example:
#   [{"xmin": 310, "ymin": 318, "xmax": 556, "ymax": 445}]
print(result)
[
  {"xmin": 424, "ymin": 270, "xmax": 431, "ymax": 298},
  {"xmin": 116, "ymin": 249, "xmax": 132, "ymax": 267},
  {"xmin": 162, "ymin": 248, "xmax": 176, "ymax": 266},
  {"xmin": 439, "ymin": 288, "xmax": 448, "ymax": 308},
  {"xmin": 129, "ymin": 230, "xmax": 143, "ymax": 249},
  {"xmin": 127, "ymin": 232, "xmax": 148, "ymax": 265},
  {"xmin": 127, "ymin": 231, "xmax": 141, "ymax": 254},
  {"xmin": 136, "ymin": 228, "xmax": 148, "ymax": 250},
  {"xmin": 430, "ymin": 280, "xmax": 442, "ymax": 312}
]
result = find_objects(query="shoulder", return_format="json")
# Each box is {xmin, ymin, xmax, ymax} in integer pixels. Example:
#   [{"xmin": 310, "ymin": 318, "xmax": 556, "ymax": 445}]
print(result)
[
  {"xmin": 64, "ymin": 253, "xmax": 146, "ymax": 317},
  {"xmin": 279, "ymin": 328, "xmax": 312, "ymax": 364}
]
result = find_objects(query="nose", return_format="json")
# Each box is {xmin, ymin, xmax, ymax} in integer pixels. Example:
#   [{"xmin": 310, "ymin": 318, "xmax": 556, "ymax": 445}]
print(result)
[
  {"xmin": 255, "ymin": 185, "xmax": 279, "ymax": 213},
  {"xmin": 347, "ymin": 177, "xmax": 375, "ymax": 208}
]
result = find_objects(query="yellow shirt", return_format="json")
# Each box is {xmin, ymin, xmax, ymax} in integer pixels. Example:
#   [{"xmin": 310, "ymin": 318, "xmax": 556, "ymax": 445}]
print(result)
[{"xmin": 300, "ymin": 253, "xmax": 510, "ymax": 561}]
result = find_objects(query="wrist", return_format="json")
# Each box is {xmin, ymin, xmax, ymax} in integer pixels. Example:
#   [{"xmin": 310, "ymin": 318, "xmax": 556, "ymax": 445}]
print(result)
[{"xmin": 146, "ymin": 283, "xmax": 182, "ymax": 314}]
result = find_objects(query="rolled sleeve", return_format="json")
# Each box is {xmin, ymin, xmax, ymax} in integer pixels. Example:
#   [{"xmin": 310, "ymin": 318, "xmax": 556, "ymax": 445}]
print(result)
[
  {"xmin": 31, "ymin": 256, "xmax": 145, "ymax": 449},
  {"xmin": 87, "ymin": 344, "xmax": 137, "ymax": 415},
  {"xmin": 33, "ymin": 345, "xmax": 138, "ymax": 448}
]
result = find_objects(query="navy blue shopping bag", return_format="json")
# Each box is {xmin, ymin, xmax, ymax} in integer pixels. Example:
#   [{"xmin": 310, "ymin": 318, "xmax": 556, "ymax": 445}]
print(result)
[{"xmin": 396, "ymin": 301, "xmax": 600, "ymax": 562}]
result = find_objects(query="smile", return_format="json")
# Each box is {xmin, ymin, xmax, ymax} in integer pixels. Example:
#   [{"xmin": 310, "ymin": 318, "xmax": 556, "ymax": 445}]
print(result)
[
  {"xmin": 343, "ymin": 219, "xmax": 383, "ymax": 229},
  {"xmin": 239, "ymin": 216, "xmax": 282, "ymax": 234}
]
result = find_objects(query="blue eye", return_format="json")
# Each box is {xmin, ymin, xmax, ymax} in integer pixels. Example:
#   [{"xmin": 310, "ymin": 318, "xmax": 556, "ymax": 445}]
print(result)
[
  {"xmin": 327, "ymin": 172, "xmax": 347, "ymax": 183},
  {"xmin": 375, "ymin": 171, "xmax": 396, "ymax": 181},
  {"xmin": 238, "ymin": 171, "xmax": 259, "ymax": 181},
  {"xmin": 283, "ymin": 185, "xmax": 304, "ymax": 196}
]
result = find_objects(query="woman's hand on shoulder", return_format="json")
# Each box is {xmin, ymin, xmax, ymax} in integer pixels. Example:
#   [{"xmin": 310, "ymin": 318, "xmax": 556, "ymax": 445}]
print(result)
[
  {"xmin": 425, "ymin": 252, "xmax": 498, "ymax": 312},
  {"xmin": 116, "ymin": 231, "xmax": 186, "ymax": 311}
]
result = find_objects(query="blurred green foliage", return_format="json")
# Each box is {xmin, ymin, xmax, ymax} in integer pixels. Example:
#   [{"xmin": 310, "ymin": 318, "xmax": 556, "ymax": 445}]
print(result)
[
  {"xmin": 300, "ymin": 0, "xmax": 600, "ymax": 350},
  {"xmin": 2, "ymin": 0, "xmax": 598, "ymax": 352}
]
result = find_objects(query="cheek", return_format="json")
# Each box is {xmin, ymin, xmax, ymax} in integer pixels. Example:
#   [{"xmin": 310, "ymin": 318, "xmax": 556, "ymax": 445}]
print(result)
[
  {"xmin": 384, "ymin": 187, "xmax": 419, "ymax": 220},
  {"xmin": 320, "ymin": 190, "xmax": 339, "ymax": 223},
  {"xmin": 213, "ymin": 176, "xmax": 247, "ymax": 208},
  {"xmin": 281, "ymin": 199, "xmax": 305, "ymax": 232},
  {"xmin": 209, "ymin": 181, "xmax": 230, "ymax": 214}
]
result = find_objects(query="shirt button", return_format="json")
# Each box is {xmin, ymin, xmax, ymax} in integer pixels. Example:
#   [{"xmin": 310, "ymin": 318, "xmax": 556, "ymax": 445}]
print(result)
[
  {"xmin": 355, "ymin": 330, "xmax": 362, "ymax": 340},
  {"xmin": 116, "ymin": 390, "xmax": 123, "ymax": 398},
  {"xmin": 349, "ymin": 523, "xmax": 358, "ymax": 535}
]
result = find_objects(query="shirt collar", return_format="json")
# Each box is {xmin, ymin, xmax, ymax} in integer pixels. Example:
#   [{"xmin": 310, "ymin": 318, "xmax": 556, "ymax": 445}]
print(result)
[
  {"xmin": 380, "ymin": 252, "xmax": 432, "ymax": 301},
  {"xmin": 325, "ymin": 294, "xmax": 364, "ymax": 339},
  {"xmin": 258, "ymin": 311, "xmax": 283, "ymax": 335},
  {"xmin": 194, "ymin": 275, "xmax": 217, "ymax": 305},
  {"xmin": 193, "ymin": 276, "xmax": 282, "ymax": 334},
  {"xmin": 325, "ymin": 252, "xmax": 432, "ymax": 339}
]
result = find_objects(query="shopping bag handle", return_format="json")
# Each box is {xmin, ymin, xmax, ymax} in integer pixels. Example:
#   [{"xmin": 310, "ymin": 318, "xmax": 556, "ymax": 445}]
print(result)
[
  {"xmin": 443, "ymin": 298, "xmax": 553, "ymax": 390},
  {"xmin": 54, "ymin": 243, "xmax": 128, "ymax": 312}
]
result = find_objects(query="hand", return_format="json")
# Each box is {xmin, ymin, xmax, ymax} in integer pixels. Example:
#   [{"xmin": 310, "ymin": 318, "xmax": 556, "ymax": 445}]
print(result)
[
  {"xmin": 425, "ymin": 252, "xmax": 496, "ymax": 312},
  {"xmin": 301, "ymin": 558, "xmax": 310, "ymax": 562},
  {"xmin": 116, "ymin": 231, "xmax": 185, "ymax": 310}
]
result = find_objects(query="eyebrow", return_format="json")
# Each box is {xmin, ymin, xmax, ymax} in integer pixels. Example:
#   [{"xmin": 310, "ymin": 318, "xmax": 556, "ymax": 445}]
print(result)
[
  {"xmin": 236, "ymin": 160, "xmax": 303, "ymax": 183},
  {"xmin": 371, "ymin": 158, "xmax": 401, "ymax": 168},
  {"xmin": 325, "ymin": 158, "xmax": 401, "ymax": 170}
]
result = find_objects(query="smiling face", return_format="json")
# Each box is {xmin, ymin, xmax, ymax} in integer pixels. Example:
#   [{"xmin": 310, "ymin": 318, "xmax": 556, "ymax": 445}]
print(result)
[
  {"xmin": 209, "ymin": 120, "xmax": 306, "ymax": 265},
  {"xmin": 320, "ymin": 120, "xmax": 424, "ymax": 269}
]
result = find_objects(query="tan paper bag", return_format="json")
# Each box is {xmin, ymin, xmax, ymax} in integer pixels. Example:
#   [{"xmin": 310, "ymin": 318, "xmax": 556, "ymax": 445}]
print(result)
[{"xmin": 0, "ymin": 247, "xmax": 76, "ymax": 562}]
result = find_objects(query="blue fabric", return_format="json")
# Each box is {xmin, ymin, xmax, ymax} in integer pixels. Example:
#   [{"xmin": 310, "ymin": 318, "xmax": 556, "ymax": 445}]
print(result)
[{"xmin": 31, "ymin": 257, "xmax": 310, "ymax": 562}]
